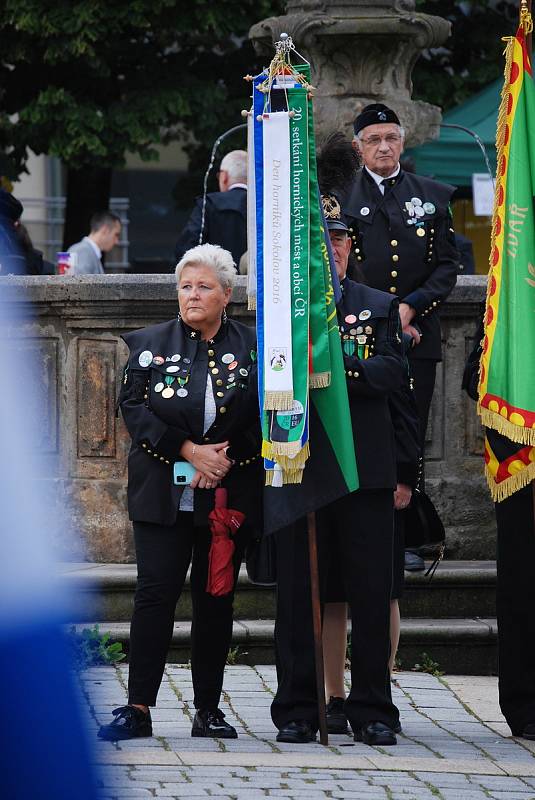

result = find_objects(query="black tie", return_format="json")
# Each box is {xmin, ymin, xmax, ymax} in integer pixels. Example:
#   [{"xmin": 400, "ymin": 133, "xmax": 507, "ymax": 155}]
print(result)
[{"xmin": 381, "ymin": 177, "xmax": 396, "ymax": 195}]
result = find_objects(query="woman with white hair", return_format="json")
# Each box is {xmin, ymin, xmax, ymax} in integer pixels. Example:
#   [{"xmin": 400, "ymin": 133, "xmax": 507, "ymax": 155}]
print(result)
[{"xmin": 99, "ymin": 244, "xmax": 261, "ymax": 742}]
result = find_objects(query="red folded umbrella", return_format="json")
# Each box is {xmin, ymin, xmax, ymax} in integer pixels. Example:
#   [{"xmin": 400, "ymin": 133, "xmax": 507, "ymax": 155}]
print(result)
[{"xmin": 206, "ymin": 488, "xmax": 245, "ymax": 597}]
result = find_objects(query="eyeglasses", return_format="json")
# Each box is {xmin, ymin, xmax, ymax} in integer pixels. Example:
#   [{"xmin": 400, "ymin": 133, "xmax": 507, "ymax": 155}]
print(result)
[{"xmin": 359, "ymin": 134, "xmax": 402, "ymax": 147}]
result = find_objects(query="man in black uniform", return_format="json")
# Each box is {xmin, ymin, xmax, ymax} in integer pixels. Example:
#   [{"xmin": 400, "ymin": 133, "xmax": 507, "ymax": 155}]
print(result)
[
  {"xmin": 271, "ymin": 199, "xmax": 404, "ymax": 747},
  {"xmin": 175, "ymin": 150, "xmax": 247, "ymax": 268},
  {"xmin": 343, "ymin": 104, "xmax": 459, "ymax": 569}
]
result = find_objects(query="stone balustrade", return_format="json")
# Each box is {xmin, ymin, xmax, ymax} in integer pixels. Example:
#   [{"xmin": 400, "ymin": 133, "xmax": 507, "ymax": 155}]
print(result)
[{"xmin": 0, "ymin": 274, "xmax": 493, "ymax": 562}]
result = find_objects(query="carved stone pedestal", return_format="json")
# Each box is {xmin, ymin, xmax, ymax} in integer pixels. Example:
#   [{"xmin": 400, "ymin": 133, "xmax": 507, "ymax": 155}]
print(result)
[{"xmin": 250, "ymin": 0, "xmax": 451, "ymax": 146}]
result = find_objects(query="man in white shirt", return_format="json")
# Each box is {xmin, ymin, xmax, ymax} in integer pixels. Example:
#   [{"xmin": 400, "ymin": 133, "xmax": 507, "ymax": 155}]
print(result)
[{"xmin": 68, "ymin": 211, "xmax": 121, "ymax": 275}]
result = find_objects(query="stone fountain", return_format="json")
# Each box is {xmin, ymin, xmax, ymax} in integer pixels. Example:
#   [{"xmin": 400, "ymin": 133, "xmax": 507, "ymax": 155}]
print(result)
[{"xmin": 249, "ymin": 0, "xmax": 451, "ymax": 147}]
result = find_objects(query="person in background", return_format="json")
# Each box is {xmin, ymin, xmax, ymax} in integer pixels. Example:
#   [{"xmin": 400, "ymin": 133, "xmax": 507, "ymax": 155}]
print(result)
[
  {"xmin": 175, "ymin": 150, "xmax": 247, "ymax": 268},
  {"xmin": 67, "ymin": 211, "xmax": 121, "ymax": 275},
  {"xmin": 16, "ymin": 223, "xmax": 55, "ymax": 275},
  {"xmin": 454, "ymin": 232, "xmax": 476, "ymax": 274},
  {"xmin": 0, "ymin": 188, "xmax": 26, "ymax": 275}
]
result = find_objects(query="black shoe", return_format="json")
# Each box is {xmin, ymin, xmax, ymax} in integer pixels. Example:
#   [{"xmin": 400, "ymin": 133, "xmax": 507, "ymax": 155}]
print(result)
[
  {"xmin": 276, "ymin": 720, "xmax": 317, "ymax": 744},
  {"xmin": 326, "ymin": 696, "xmax": 349, "ymax": 734},
  {"xmin": 98, "ymin": 705, "xmax": 152, "ymax": 741},
  {"xmin": 404, "ymin": 550, "xmax": 425, "ymax": 571},
  {"xmin": 393, "ymin": 720, "xmax": 402, "ymax": 734},
  {"xmin": 354, "ymin": 721, "xmax": 397, "ymax": 746},
  {"xmin": 191, "ymin": 708, "xmax": 237, "ymax": 739},
  {"xmin": 512, "ymin": 722, "xmax": 535, "ymax": 740}
]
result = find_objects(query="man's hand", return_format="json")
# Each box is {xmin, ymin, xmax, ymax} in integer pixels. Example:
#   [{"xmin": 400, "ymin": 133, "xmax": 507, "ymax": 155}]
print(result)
[
  {"xmin": 405, "ymin": 324, "xmax": 421, "ymax": 345},
  {"xmin": 398, "ymin": 302, "xmax": 415, "ymax": 329},
  {"xmin": 394, "ymin": 483, "xmax": 412, "ymax": 510},
  {"xmin": 399, "ymin": 303, "xmax": 421, "ymax": 345}
]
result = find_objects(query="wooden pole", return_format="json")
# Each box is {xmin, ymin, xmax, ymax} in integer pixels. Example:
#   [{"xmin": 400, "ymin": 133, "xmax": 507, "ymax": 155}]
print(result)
[{"xmin": 307, "ymin": 511, "xmax": 328, "ymax": 746}]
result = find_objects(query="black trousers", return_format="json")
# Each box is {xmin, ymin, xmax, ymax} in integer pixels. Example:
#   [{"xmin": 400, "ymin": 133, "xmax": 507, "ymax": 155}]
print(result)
[
  {"xmin": 495, "ymin": 485, "xmax": 535, "ymax": 731},
  {"xmin": 271, "ymin": 489, "xmax": 399, "ymax": 732},
  {"xmin": 408, "ymin": 358, "xmax": 437, "ymax": 472},
  {"xmin": 127, "ymin": 512, "xmax": 249, "ymax": 709}
]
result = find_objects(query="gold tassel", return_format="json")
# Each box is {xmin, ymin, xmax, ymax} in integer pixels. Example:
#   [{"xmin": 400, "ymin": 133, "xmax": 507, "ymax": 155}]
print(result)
[
  {"xmin": 247, "ymin": 295, "xmax": 257, "ymax": 311},
  {"xmin": 261, "ymin": 440, "xmax": 310, "ymax": 468},
  {"xmin": 264, "ymin": 471, "xmax": 274, "ymax": 486},
  {"xmin": 309, "ymin": 372, "xmax": 331, "ymax": 389},
  {"xmin": 263, "ymin": 391, "xmax": 294, "ymax": 411},
  {"xmin": 485, "ymin": 460, "xmax": 535, "ymax": 503},
  {"xmin": 478, "ymin": 406, "xmax": 535, "ymax": 446},
  {"xmin": 271, "ymin": 439, "xmax": 309, "ymax": 461},
  {"xmin": 281, "ymin": 467, "xmax": 304, "ymax": 484},
  {"xmin": 262, "ymin": 440, "xmax": 274, "ymax": 460}
]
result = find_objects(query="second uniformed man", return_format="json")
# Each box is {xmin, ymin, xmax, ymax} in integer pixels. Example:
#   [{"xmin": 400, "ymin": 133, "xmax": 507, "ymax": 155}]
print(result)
[{"xmin": 271, "ymin": 199, "xmax": 403, "ymax": 747}]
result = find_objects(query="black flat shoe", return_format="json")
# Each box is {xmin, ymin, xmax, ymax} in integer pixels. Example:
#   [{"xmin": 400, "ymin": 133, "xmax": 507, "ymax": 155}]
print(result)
[
  {"xmin": 276, "ymin": 720, "xmax": 317, "ymax": 744},
  {"xmin": 354, "ymin": 721, "xmax": 397, "ymax": 746},
  {"xmin": 98, "ymin": 705, "xmax": 152, "ymax": 741},
  {"xmin": 326, "ymin": 696, "xmax": 349, "ymax": 734},
  {"xmin": 191, "ymin": 708, "xmax": 237, "ymax": 739},
  {"xmin": 512, "ymin": 722, "xmax": 535, "ymax": 740}
]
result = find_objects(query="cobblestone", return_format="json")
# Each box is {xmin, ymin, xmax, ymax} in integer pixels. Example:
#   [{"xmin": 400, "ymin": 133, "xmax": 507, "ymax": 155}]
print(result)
[{"xmin": 83, "ymin": 667, "xmax": 535, "ymax": 799}]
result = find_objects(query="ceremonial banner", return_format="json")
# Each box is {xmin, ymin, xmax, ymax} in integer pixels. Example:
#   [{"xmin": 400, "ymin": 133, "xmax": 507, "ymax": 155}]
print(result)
[
  {"xmin": 261, "ymin": 89, "xmax": 310, "ymax": 474},
  {"xmin": 478, "ymin": 19, "xmax": 535, "ymax": 500},
  {"xmin": 262, "ymin": 111, "xmax": 293, "ymax": 410},
  {"xmin": 247, "ymin": 36, "xmax": 358, "ymax": 525}
]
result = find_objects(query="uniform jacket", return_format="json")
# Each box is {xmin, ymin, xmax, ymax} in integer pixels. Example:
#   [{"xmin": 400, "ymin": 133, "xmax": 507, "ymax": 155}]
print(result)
[
  {"xmin": 174, "ymin": 187, "xmax": 247, "ymax": 267},
  {"xmin": 68, "ymin": 237, "xmax": 104, "ymax": 275},
  {"xmin": 119, "ymin": 316, "xmax": 262, "ymax": 527},
  {"xmin": 338, "ymin": 278, "xmax": 405, "ymax": 489},
  {"xmin": 342, "ymin": 168, "xmax": 459, "ymax": 361}
]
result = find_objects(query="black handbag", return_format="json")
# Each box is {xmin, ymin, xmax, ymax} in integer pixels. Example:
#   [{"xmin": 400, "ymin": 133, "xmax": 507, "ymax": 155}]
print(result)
[
  {"xmin": 245, "ymin": 531, "xmax": 277, "ymax": 586},
  {"xmin": 404, "ymin": 489, "xmax": 446, "ymax": 579}
]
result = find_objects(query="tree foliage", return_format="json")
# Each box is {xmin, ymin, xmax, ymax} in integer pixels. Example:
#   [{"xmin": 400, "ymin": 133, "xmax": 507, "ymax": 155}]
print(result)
[
  {"xmin": 0, "ymin": 0, "xmax": 284, "ymax": 182},
  {"xmin": 412, "ymin": 0, "xmax": 518, "ymax": 112}
]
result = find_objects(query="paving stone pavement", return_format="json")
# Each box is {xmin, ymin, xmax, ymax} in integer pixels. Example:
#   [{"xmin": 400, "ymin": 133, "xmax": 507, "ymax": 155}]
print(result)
[{"xmin": 82, "ymin": 666, "xmax": 535, "ymax": 799}]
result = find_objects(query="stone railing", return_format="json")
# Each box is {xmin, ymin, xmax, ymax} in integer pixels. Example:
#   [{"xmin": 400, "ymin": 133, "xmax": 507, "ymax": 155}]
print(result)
[{"xmin": 0, "ymin": 274, "xmax": 493, "ymax": 562}]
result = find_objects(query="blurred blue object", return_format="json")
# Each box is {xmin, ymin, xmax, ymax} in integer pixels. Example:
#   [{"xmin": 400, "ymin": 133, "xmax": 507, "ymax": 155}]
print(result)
[{"xmin": 0, "ymin": 280, "xmax": 101, "ymax": 798}]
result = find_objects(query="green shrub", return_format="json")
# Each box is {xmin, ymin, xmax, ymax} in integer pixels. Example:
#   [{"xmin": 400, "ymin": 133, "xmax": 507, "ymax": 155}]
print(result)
[
  {"xmin": 412, "ymin": 652, "xmax": 443, "ymax": 677},
  {"xmin": 69, "ymin": 625, "xmax": 126, "ymax": 669}
]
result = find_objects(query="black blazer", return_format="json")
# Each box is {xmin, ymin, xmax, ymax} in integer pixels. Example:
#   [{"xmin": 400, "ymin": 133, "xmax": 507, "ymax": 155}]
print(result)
[
  {"xmin": 174, "ymin": 187, "xmax": 247, "ymax": 267},
  {"xmin": 119, "ymin": 317, "xmax": 262, "ymax": 527},
  {"xmin": 338, "ymin": 279, "xmax": 405, "ymax": 489},
  {"xmin": 342, "ymin": 169, "xmax": 459, "ymax": 361}
]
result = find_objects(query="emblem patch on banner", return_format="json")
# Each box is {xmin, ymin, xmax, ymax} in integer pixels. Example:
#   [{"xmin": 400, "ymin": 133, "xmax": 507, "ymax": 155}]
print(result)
[{"xmin": 269, "ymin": 348, "xmax": 288, "ymax": 372}]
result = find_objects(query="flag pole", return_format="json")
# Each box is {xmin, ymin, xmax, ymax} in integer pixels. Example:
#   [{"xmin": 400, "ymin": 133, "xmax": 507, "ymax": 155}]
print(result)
[{"xmin": 307, "ymin": 511, "xmax": 329, "ymax": 746}]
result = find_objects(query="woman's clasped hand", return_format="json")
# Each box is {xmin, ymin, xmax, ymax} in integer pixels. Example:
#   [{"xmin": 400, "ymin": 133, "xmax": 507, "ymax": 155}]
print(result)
[{"xmin": 183, "ymin": 441, "xmax": 233, "ymax": 489}]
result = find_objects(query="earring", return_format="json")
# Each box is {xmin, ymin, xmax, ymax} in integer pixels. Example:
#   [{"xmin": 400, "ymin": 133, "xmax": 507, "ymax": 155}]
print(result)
[
  {"xmin": 222, "ymin": 308, "xmax": 228, "ymax": 323},
  {"xmin": 177, "ymin": 310, "xmax": 182, "ymax": 322}
]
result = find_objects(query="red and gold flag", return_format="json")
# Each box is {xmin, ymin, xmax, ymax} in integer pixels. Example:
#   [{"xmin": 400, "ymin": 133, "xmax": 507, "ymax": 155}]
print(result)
[{"xmin": 478, "ymin": 12, "xmax": 535, "ymax": 500}]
